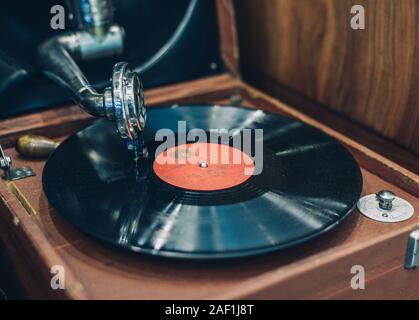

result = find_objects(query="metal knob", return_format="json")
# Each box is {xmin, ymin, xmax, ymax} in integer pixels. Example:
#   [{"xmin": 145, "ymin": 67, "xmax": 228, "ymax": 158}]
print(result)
[
  {"xmin": 16, "ymin": 135, "xmax": 59, "ymax": 158},
  {"xmin": 376, "ymin": 190, "xmax": 396, "ymax": 210},
  {"xmin": 358, "ymin": 189, "xmax": 413, "ymax": 223}
]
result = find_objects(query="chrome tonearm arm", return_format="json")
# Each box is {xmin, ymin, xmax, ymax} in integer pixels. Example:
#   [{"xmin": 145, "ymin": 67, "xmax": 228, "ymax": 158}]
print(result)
[{"xmin": 37, "ymin": 0, "xmax": 147, "ymax": 158}]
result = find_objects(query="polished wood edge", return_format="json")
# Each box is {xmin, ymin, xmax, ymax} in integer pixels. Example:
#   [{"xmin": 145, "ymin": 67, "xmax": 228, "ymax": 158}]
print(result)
[
  {"xmin": 220, "ymin": 223, "xmax": 419, "ymax": 299},
  {"xmin": 236, "ymin": 82, "xmax": 419, "ymax": 196},
  {"xmin": 0, "ymin": 107, "xmax": 94, "ymax": 149},
  {"xmin": 145, "ymin": 73, "xmax": 242, "ymax": 105},
  {"xmin": 215, "ymin": 0, "xmax": 240, "ymax": 75},
  {"xmin": 0, "ymin": 182, "xmax": 88, "ymax": 299}
]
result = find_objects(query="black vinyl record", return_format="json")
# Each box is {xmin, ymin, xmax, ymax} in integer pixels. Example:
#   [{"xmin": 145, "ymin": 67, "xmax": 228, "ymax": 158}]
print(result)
[{"xmin": 43, "ymin": 105, "xmax": 362, "ymax": 259}]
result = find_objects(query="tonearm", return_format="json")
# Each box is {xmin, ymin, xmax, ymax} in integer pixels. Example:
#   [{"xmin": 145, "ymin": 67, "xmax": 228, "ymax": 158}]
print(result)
[{"xmin": 37, "ymin": 0, "xmax": 147, "ymax": 159}]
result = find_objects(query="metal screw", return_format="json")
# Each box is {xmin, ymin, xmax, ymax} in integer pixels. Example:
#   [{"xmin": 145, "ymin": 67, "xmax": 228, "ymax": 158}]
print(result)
[{"xmin": 376, "ymin": 190, "xmax": 396, "ymax": 210}]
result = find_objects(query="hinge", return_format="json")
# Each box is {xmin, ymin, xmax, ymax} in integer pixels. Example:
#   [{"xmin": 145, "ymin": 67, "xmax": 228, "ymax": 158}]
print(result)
[
  {"xmin": 0, "ymin": 144, "xmax": 35, "ymax": 181},
  {"xmin": 405, "ymin": 229, "xmax": 419, "ymax": 269}
]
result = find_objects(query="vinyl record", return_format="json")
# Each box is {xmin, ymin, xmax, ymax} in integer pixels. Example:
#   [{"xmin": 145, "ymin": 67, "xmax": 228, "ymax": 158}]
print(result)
[{"xmin": 43, "ymin": 105, "xmax": 362, "ymax": 259}]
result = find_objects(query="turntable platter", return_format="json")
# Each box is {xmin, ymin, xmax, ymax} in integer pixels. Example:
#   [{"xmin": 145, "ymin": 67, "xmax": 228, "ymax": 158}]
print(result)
[{"xmin": 42, "ymin": 105, "xmax": 362, "ymax": 259}]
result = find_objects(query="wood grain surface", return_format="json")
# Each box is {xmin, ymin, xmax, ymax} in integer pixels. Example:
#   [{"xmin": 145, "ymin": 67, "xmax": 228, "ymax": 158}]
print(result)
[
  {"xmin": 235, "ymin": 0, "xmax": 419, "ymax": 154},
  {"xmin": 216, "ymin": 0, "xmax": 240, "ymax": 75}
]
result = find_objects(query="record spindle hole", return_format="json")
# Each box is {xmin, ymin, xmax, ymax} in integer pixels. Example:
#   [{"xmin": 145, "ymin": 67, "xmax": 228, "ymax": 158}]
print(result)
[{"xmin": 199, "ymin": 161, "xmax": 208, "ymax": 168}]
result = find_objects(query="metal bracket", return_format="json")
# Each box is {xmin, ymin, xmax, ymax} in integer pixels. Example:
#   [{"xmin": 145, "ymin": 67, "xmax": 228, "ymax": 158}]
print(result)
[
  {"xmin": 405, "ymin": 229, "xmax": 419, "ymax": 269},
  {"xmin": 0, "ymin": 144, "xmax": 35, "ymax": 181},
  {"xmin": 357, "ymin": 190, "xmax": 414, "ymax": 223},
  {"xmin": 5, "ymin": 167, "xmax": 36, "ymax": 181}
]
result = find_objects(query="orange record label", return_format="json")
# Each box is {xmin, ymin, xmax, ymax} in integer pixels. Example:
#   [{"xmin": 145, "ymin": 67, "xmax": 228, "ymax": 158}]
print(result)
[{"xmin": 153, "ymin": 143, "xmax": 255, "ymax": 191}]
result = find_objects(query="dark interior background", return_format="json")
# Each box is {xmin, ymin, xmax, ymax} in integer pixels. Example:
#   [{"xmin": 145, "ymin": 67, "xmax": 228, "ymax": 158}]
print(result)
[{"xmin": 0, "ymin": 0, "xmax": 223, "ymax": 117}]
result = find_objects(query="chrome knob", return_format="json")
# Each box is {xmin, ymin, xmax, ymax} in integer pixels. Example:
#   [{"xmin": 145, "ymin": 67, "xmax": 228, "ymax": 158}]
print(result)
[{"xmin": 376, "ymin": 190, "xmax": 396, "ymax": 210}]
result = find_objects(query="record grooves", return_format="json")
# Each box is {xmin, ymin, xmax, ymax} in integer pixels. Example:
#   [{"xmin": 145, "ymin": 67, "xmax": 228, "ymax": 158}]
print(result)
[{"xmin": 43, "ymin": 105, "xmax": 362, "ymax": 259}]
